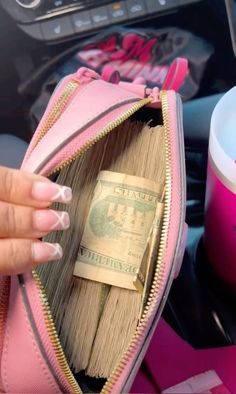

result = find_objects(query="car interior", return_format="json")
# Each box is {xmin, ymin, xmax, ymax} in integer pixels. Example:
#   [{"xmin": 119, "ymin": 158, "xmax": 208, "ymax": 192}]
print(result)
[{"xmin": 1, "ymin": 0, "xmax": 236, "ymax": 388}]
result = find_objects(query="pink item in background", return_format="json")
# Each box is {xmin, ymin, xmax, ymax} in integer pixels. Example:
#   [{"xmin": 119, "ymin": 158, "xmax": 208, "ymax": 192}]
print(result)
[
  {"xmin": 131, "ymin": 319, "xmax": 234, "ymax": 393},
  {"xmin": 204, "ymin": 87, "xmax": 236, "ymax": 288}
]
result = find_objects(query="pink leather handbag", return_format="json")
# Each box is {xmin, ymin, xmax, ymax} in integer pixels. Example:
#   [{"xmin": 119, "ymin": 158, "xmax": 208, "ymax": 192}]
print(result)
[{"xmin": 0, "ymin": 59, "xmax": 187, "ymax": 393}]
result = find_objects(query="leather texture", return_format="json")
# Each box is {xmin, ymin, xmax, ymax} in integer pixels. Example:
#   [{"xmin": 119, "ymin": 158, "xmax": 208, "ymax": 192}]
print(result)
[
  {"xmin": 1, "ymin": 276, "xmax": 61, "ymax": 393},
  {"xmin": 0, "ymin": 67, "xmax": 186, "ymax": 393}
]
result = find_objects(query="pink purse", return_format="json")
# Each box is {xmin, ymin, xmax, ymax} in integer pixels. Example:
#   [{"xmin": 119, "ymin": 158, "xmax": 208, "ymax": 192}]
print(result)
[{"xmin": 0, "ymin": 59, "xmax": 187, "ymax": 393}]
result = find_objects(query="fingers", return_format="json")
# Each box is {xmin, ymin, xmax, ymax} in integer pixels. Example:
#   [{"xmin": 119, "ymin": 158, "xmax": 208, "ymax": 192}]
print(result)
[
  {"xmin": 0, "ymin": 166, "xmax": 73, "ymax": 274},
  {"xmin": 0, "ymin": 202, "xmax": 70, "ymax": 238},
  {"xmin": 0, "ymin": 239, "xmax": 63, "ymax": 275},
  {"xmin": 0, "ymin": 166, "xmax": 72, "ymax": 208}
]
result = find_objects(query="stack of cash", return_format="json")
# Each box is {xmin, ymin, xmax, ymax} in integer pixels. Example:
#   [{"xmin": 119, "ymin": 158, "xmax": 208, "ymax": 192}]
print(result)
[{"xmin": 38, "ymin": 119, "xmax": 165, "ymax": 378}]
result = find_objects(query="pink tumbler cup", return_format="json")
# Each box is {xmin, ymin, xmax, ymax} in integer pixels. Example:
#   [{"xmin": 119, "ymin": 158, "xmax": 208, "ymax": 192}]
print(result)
[{"xmin": 204, "ymin": 87, "xmax": 236, "ymax": 288}]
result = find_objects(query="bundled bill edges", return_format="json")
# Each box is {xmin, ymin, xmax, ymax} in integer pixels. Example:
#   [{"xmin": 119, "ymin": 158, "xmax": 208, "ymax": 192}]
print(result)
[{"xmin": 38, "ymin": 119, "xmax": 165, "ymax": 380}]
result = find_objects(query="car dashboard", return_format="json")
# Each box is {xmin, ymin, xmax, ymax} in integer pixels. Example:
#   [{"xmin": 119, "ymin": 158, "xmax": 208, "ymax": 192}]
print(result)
[{"xmin": 0, "ymin": 0, "xmax": 201, "ymax": 41}]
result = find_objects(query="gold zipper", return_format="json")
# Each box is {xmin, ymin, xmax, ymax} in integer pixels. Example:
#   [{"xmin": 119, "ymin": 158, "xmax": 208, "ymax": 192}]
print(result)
[
  {"xmin": 29, "ymin": 80, "xmax": 79, "ymax": 154},
  {"xmin": 22, "ymin": 89, "xmax": 173, "ymax": 393},
  {"xmin": 100, "ymin": 90, "xmax": 172, "ymax": 393},
  {"xmin": 46, "ymin": 91, "xmax": 172, "ymax": 393},
  {"xmin": 32, "ymin": 271, "xmax": 82, "ymax": 394},
  {"xmin": 47, "ymin": 97, "xmax": 152, "ymax": 176},
  {"xmin": 30, "ymin": 96, "xmax": 152, "ymax": 393},
  {"xmin": 0, "ymin": 80, "xmax": 79, "ymax": 393}
]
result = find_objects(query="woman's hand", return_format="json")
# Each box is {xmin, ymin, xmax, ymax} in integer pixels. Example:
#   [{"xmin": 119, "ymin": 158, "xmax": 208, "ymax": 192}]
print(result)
[{"xmin": 0, "ymin": 166, "xmax": 72, "ymax": 275}]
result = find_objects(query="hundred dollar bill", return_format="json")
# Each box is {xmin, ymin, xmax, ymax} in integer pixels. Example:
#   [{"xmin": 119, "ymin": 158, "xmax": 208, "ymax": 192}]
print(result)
[{"xmin": 74, "ymin": 170, "xmax": 162, "ymax": 291}]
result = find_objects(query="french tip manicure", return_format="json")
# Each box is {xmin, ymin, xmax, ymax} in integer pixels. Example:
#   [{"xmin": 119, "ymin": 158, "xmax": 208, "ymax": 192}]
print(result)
[
  {"xmin": 33, "ymin": 210, "xmax": 70, "ymax": 232},
  {"xmin": 51, "ymin": 186, "xmax": 72, "ymax": 204},
  {"xmin": 32, "ymin": 242, "xmax": 63, "ymax": 262},
  {"xmin": 32, "ymin": 181, "xmax": 72, "ymax": 204}
]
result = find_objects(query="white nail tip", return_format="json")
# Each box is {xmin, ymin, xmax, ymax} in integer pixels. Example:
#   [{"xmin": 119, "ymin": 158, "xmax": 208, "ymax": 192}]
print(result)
[
  {"xmin": 49, "ymin": 211, "xmax": 70, "ymax": 231},
  {"xmin": 51, "ymin": 186, "xmax": 72, "ymax": 203},
  {"xmin": 45, "ymin": 243, "xmax": 63, "ymax": 259}
]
